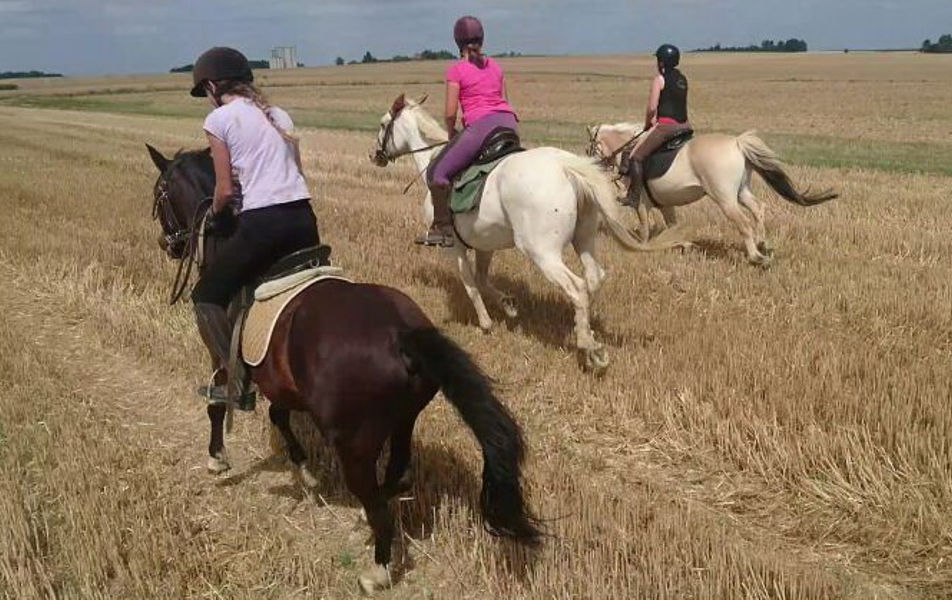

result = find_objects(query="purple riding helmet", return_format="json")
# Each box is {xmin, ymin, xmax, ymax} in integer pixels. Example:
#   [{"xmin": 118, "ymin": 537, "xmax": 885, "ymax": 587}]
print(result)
[{"xmin": 453, "ymin": 16, "xmax": 484, "ymax": 50}]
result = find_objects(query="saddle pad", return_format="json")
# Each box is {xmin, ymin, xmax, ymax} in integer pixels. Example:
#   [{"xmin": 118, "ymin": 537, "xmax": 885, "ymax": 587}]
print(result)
[
  {"xmin": 450, "ymin": 154, "xmax": 509, "ymax": 214},
  {"xmin": 241, "ymin": 275, "xmax": 352, "ymax": 366},
  {"xmin": 255, "ymin": 265, "xmax": 345, "ymax": 301}
]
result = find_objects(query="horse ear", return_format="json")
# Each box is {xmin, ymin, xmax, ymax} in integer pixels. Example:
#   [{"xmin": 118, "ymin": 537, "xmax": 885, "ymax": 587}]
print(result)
[
  {"xmin": 390, "ymin": 93, "xmax": 407, "ymax": 117},
  {"xmin": 417, "ymin": 93, "xmax": 429, "ymax": 105},
  {"xmin": 146, "ymin": 143, "xmax": 169, "ymax": 172}
]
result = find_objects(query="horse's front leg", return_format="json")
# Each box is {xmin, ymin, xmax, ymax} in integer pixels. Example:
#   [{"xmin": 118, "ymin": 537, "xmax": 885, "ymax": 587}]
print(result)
[
  {"xmin": 207, "ymin": 403, "xmax": 230, "ymax": 473},
  {"xmin": 451, "ymin": 246, "xmax": 493, "ymax": 331},
  {"xmin": 475, "ymin": 250, "xmax": 518, "ymax": 318},
  {"xmin": 268, "ymin": 404, "xmax": 318, "ymax": 487}
]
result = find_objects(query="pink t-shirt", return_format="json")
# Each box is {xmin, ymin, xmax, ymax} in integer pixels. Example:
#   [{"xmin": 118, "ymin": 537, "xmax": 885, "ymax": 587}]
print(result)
[{"xmin": 446, "ymin": 57, "xmax": 515, "ymax": 127}]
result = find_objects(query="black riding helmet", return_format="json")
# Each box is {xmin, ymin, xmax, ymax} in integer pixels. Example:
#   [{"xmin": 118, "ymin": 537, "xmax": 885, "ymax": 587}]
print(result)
[
  {"xmin": 655, "ymin": 44, "xmax": 680, "ymax": 70},
  {"xmin": 190, "ymin": 47, "xmax": 253, "ymax": 98}
]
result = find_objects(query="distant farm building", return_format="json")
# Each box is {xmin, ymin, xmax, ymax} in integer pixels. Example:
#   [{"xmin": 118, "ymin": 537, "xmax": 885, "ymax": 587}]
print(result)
[{"xmin": 269, "ymin": 47, "xmax": 299, "ymax": 69}]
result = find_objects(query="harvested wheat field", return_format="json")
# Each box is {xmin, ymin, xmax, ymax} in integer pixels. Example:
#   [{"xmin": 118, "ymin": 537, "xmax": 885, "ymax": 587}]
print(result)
[{"xmin": 1, "ymin": 52, "xmax": 950, "ymax": 599}]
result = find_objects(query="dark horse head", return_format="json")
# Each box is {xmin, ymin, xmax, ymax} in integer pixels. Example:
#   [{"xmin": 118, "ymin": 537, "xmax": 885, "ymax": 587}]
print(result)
[{"xmin": 146, "ymin": 144, "xmax": 215, "ymax": 260}]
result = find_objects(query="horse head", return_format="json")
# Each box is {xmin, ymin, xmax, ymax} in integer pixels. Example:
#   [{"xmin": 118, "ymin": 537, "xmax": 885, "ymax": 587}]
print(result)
[
  {"xmin": 145, "ymin": 144, "xmax": 214, "ymax": 259},
  {"xmin": 372, "ymin": 93, "xmax": 439, "ymax": 167}
]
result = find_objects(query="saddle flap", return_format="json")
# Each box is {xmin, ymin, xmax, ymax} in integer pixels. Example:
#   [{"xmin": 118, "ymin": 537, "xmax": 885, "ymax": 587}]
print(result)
[
  {"xmin": 475, "ymin": 127, "xmax": 523, "ymax": 165},
  {"xmin": 644, "ymin": 130, "xmax": 695, "ymax": 181}
]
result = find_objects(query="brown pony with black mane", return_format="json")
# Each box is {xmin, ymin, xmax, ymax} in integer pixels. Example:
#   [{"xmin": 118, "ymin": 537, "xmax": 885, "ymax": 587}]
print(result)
[{"xmin": 145, "ymin": 144, "xmax": 542, "ymax": 593}]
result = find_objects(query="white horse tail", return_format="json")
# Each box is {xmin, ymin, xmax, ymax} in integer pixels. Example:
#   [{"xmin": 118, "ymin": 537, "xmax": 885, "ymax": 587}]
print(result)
[
  {"xmin": 558, "ymin": 154, "xmax": 684, "ymax": 252},
  {"xmin": 736, "ymin": 131, "xmax": 838, "ymax": 206}
]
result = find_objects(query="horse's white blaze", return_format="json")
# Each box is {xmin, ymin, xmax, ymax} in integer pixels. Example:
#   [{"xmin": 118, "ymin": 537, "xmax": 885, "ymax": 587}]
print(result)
[{"xmin": 376, "ymin": 100, "xmax": 679, "ymax": 369}]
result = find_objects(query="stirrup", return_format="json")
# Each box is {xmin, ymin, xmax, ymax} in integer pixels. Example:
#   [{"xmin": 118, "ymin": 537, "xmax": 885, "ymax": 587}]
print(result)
[
  {"xmin": 197, "ymin": 384, "xmax": 258, "ymax": 411},
  {"xmin": 414, "ymin": 229, "xmax": 455, "ymax": 248}
]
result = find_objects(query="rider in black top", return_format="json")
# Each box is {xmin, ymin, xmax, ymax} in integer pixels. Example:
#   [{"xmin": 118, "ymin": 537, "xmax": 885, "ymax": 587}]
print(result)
[{"xmin": 625, "ymin": 44, "xmax": 692, "ymax": 209}]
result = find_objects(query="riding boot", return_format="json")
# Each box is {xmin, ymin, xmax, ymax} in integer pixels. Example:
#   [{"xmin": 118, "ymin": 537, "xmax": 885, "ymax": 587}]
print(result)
[
  {"xmin": 415, "ymin": 184, "xmax": 455, "ymax": 248},
  {"xmin": 194, "ymin": 302, "xmax": 255, "ymax": 410},
  {"xmin": 625, "ymin": 160, "xmax": 644, "ymax": 210}
]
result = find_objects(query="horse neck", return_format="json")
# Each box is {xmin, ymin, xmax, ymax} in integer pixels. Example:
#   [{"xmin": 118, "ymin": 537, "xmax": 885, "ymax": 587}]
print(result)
[{"xmin": 402, "ymin": 116, "xmax": 442, "ymax": 174}]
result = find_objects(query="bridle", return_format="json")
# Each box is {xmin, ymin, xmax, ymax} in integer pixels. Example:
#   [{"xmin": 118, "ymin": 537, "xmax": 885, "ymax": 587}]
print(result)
[
  {"xmin": 152, "ymin": 166, "xmax": 213, "ymax": 305},
  {"xmin": 372, "ymin": 99, "xmax": 447, "ymax": 166},
  {"xmin": 587, "ymin": 125, "xmax": 647, "ymax": 169}
]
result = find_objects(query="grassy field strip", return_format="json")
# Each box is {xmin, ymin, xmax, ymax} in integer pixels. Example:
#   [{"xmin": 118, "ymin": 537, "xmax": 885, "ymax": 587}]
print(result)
[{"xmin": 4, "ymin": 94, "xmax": 952, "ymax": 176}]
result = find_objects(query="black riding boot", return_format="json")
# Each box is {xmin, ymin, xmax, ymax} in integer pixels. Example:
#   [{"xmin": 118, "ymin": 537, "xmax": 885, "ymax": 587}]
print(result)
[
  {"xmin": 625, "ymin": 160, "xmax": 644, "ymax": 210},
  {"xmin": 415, "ymin": 184, "xmax": 455, "ymax": 248},
  {"xmin": 194, "ymin": 302, "xmax": 255, "ymax": 410}
]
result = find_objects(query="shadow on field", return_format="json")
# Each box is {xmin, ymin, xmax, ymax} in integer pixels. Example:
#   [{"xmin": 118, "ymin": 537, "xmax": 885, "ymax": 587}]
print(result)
[
  {"xmin": 687, "ymin": 237, "xmax": 742, "ymax": 263},
  {"xmin": 412, "ymin": 266, "xmax": 627, "ymax": 349},
  {"xmin": 216, "ymin": 414, "xmax": 541, "ymax": 581}
]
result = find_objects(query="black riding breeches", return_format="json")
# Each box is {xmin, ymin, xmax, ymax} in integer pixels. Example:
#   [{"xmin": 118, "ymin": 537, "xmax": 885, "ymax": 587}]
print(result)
[{"xmin": 191, "ymin": 200, "xmax": 319, "ymax": 308}]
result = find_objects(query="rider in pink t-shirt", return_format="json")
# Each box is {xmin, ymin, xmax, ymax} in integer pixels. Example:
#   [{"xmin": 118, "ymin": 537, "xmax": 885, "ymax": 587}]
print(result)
[{"xmin": 418, "ymin": 16, "xmax": 519, "ymax": 248}]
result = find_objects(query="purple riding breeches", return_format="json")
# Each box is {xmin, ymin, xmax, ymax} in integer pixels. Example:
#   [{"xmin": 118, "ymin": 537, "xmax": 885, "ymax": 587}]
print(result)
[{"xmin": 426, "ymin": 111, "xmax": 519, "ymax": 188}]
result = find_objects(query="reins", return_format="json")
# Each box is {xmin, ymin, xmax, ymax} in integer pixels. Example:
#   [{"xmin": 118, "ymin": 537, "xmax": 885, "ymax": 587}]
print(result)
[{"xmin": 167, "ymin": 197, "xmax": 213, "ymax": 305}]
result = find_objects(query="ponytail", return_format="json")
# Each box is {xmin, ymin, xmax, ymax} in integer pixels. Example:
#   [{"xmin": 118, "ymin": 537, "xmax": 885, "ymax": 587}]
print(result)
[
  {"xmin": 212, "ymin": 80, "xmax": 297, "ymax": 143},
  {"xmin": 464, "ymin": 43, "xmax": 486, "ymax": 69}
]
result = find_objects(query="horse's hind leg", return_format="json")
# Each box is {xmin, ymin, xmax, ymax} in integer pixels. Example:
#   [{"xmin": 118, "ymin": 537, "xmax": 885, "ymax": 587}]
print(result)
[
  {"xmin": 207, "ymin": 404, "xmax": 230, "ymax": 473},
  {"xmin": 382, "ymin": 415, "xmax": 418, "ymax": 498},
  {"xmin": 335, "ymin": 434, "xmax": 394, "ymax": 594},
  {"xmin": 475, "ymin": 250, "xmax": 518, "ymax": 318},
  {"xmin": 572, "ymin": 203, "xmax": 606, "ymax": 299},
  {"xmin": 268, "ymin": 404, "xmax": 318, "ymax": 487},
  {"xmin": 524, "ymin": 247, "xmax": 607, "ymax": 372},
  {"xmin": 738, "ymin": 183, "xmax": 771, "ymax": 256},
  {"xmin": 710, "ymin": 185, "xmax": 771, "ymax": 265}
]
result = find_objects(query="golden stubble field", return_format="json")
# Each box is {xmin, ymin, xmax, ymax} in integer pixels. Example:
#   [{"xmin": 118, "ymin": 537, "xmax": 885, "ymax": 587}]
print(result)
[{"xmin": 1, "ymin": 53, "xmax": 950, "ymax": 599}]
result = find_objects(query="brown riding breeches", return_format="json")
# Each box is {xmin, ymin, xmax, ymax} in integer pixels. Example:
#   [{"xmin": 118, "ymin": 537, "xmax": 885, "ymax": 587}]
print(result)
[{"xmin": 630, "ymin": 122, "xmax": 693, "ymax": 162}]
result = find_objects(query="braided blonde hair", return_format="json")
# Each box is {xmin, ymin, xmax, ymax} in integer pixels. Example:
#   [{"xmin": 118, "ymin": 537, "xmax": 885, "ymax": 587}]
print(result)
[{"xmin": 214, "ymin": 80, "xmax": 297, "ymax": 142}]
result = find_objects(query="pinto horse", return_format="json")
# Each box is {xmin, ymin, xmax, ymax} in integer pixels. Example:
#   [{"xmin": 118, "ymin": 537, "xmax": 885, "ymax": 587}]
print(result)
[{"xmin": 145, "ymin": 144, "xmax": 541, "ymax": 593}]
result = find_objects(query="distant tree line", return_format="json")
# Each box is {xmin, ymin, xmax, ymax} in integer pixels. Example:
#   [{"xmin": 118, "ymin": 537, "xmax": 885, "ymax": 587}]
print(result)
[
  {"xmin": 169, "ymin": 60, "xmax": 271, "ymax": 73},
  {"xmin": 0, "ymin": 70, "xmax": 63, "ymax": 79},
  {"xmin": 921, "ymin": 34, "xmax": 952, "ymax": 53},
  {"xmin": 695, "ymin": 39, "xmax": 808, "ymax": 53},
  {"xmin": 336, "ymin": 49, "xmax": 522, "ymax": 65}
]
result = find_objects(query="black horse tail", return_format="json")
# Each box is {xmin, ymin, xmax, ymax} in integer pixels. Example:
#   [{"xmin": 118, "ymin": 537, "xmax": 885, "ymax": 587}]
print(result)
[
  {"xmin": 398, "ymin": 328, "xmax": 542, "ymax": 546},
  {"xmin": 737, "ymin": 131, "xmax": 838, "ymax": 206}
]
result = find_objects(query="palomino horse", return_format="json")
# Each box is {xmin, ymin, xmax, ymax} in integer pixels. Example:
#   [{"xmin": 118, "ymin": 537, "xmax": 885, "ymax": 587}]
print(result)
[
  {"xmin": 587, "ymin": 123, "xmax": 837, "ymax": 265},
  {"xmin": 146, "ymin": 144, "xmax": 541, "ymax": 594},
  {"xmin": 373, "ymin": 95, "xmax": 682, "ymax": 372}
]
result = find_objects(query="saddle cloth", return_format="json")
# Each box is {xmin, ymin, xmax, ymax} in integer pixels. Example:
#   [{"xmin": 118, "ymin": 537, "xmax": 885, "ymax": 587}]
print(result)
[
  {"xmin": 643, "ymin": 129, "xmax": 694, "ymax": 181},
  {"xmin": 240, "ymin": 272, "xmax": 352, "ymax": 366},
  {"xmin": 450, "ymin": 127, "xmax": 524, "ymax": 214}
]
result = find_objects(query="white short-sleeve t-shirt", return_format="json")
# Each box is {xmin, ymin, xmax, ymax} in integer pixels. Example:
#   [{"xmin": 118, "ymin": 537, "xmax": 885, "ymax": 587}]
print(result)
[{"xmin": 203, "ymin": 98, "xmax": 311, "ymax": 212}]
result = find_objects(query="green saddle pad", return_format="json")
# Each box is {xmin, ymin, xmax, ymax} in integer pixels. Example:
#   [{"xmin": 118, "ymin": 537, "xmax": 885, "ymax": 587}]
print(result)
[{"xmin": 450, "ymin": 155, "xmax": 509, "ymax": 214}]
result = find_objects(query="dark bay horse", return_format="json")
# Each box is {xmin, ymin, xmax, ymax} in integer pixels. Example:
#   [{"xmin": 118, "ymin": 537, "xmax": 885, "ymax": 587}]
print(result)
[{"xmin": 145, "ymin": 144, "xmax": 541, "ymax": 592}]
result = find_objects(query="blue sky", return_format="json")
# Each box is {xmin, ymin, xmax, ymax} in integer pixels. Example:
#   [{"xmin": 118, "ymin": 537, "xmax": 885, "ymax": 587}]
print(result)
[{"xmin": 1, "ymin": 0, "xmax": 950, "ymax": 75}]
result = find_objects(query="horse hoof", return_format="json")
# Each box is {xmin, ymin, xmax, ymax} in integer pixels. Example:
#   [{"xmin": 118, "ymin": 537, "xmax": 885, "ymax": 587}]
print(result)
[
  {"xmin": 298, "ymin": 464, "xmax": 319, "ymax": 488},
  {"xmin": 207, "ymin": 453, "xmax": 230, "ymax": 474},
  {"xmin": 757, "ymin": 242, "xmax": 775, "ymax": 257},
  {"xmin": 583, "ymin": 346, "xmax": 610, "ymax": 373},
  {"xmin": 479, "ymin": 322, "xmax": 494, "ymax": 334},
  {"xmin": 750, "ymin": 254, "xmax": 773, "ymax": 268},
  {"xmin": 358, "ymin": 564, "xmax": 392, "ymax": 595},
  {"xmin": 501, "ymin": 298, "xmax": 519, "ymax": 319}
]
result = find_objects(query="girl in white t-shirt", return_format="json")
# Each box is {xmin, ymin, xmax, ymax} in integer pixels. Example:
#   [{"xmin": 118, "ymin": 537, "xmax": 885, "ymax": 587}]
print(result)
[{"xmin": 189, "ymin": 47, "xmax": 320, "ymax": 405}]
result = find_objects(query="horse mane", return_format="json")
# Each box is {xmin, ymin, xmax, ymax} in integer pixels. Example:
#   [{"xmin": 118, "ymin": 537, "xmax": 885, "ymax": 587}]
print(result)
[{"xmin": 404, "ymin": 100, "xmax": 450, "ymax": 143}]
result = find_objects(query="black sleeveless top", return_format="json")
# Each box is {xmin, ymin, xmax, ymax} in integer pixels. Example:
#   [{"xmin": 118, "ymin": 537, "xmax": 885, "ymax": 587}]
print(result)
[{"xmin": 657, "ymin": 68, "xmax": 688, "ymax": 124}]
